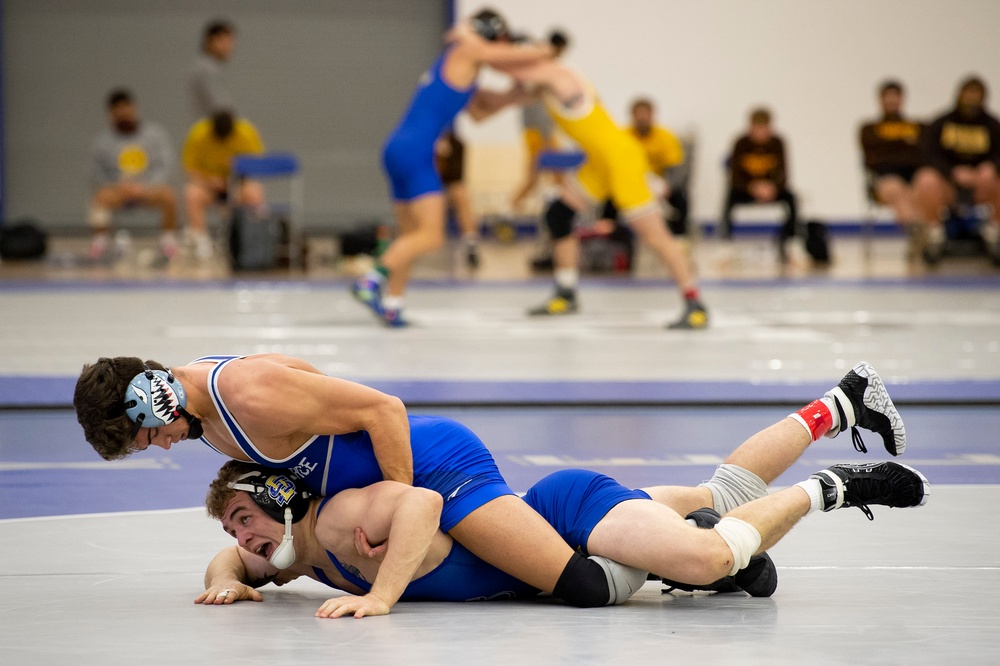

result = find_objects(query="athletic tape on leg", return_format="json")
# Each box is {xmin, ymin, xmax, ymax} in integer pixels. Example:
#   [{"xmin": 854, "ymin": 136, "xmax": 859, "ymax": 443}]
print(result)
[
  {"xmin": 699, "ymin": 464, "xmax": 768, "ymax": 514},
  {"xmin": 714, "ymin": 516, "xmax": 762, "ymax": 576}
]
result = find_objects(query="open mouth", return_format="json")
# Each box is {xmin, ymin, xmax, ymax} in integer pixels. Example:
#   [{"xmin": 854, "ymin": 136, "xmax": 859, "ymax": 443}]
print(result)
[{"xmin": 256, "ymin": 542, "xmax": 272, "ymax": 560}]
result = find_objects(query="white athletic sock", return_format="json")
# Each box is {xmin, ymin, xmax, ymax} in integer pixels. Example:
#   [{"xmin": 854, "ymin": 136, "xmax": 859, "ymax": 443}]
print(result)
[
  {"xmin": 554, "ymin": 268, "xmax": 579, "ymax": 291},
  {"xmin": 382, "ymin": 296, "xmax": 403, "ymax": 311},
  {"xmin": 795, "ymin": 478, "xmax": 823, "ymax": 514}
]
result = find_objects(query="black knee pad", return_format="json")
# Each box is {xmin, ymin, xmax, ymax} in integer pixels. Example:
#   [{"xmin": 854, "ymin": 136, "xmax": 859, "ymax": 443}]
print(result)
[
  {"xmin": 686, "ymin": 507, "xmax": 722, "ymax": 529},
  {"xmin": 552, "ymin": 552, "xmax": 610, "ymax": 608},
  {"xmin": 545, "ymin": 199, "xmax": 576, "ymax": 239}
]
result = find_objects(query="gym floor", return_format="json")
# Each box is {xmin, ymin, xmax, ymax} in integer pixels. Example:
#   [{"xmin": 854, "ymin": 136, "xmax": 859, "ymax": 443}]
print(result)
[{"xmin": 1, "ymin": 232, "xmax": 998, "ymax": 664}]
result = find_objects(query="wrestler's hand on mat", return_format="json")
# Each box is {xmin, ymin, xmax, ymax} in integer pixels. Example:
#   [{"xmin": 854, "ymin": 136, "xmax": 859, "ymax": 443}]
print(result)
[
  {"xmin": 315, "ymin": 593, "xmax": 390, "ymax": 619},
  {"xmin": 194, "ymin": 582, "xmax": 263, "ymax": 605},
  {"xmin": 353, "ymin": 527, "xmax": 388, "ymax": 561}
]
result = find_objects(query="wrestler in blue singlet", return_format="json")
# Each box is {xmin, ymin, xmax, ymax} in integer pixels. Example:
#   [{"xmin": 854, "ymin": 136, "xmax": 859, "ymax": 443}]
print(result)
[
  {"xmin": 194, "ymin": 355, "xmax": 513, "ymax": 532},
  {"xmin": 381, "ymin": 46, "xmax": 476, "ymax": 202},
  {"xmin": 310, "ymin": 497, "xmax": 539, "ymax": 602},
  {"xmin": 308, "ymin": 470, "xmax": 649, "ymax": 602}
]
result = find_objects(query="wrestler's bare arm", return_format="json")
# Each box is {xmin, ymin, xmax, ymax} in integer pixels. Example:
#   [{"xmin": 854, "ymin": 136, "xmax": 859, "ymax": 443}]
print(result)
[
  {"xmin": 314, "ymin": 482, "xmax": 446, "ymax": 618},
  {"xmin": 218, "ymin": 358, "xmax": 413, "ymax": 484}
]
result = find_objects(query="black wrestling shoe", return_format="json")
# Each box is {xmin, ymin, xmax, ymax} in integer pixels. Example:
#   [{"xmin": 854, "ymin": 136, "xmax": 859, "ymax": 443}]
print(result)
[
  {"xmin": 527, "ymin": 290, "xmax": 578, "ymax": 316},
  {"xmin": 660, "ymin": 507, "xmax": 777, "ymax": 597},
  {"xmin": 733, "ymin": 551, "xmax": 778, "ymax": 597},
  {"xmin": 825, "ymin": 362, "xmax": 906, "ymax": 456},
  {"xmin": 810, "ymin": 462, "xmax": 930, "ymax": 521},
  {"xmin": 667, "ymin": 299, "xmax": 709, "ymax": 330},
  {"xmin": 659, "ymin": 552, "xmax": 776, "ymax": 598}
]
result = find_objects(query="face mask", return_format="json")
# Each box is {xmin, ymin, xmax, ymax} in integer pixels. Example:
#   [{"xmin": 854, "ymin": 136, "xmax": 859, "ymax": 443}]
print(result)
[{"xmin": 184, "ymin": 413, "xmax": 204, "ymax": 440}]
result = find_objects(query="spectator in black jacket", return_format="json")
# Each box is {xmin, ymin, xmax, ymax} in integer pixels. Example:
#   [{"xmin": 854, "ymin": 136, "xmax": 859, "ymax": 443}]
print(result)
[
  {"xmin": 859, "ymin": 80, "xmax": 923, "ymax": 228},
  {"xmin": 913, "ymin": 76, "xmax": 1000, "ymax": 261},
  {"xmin": 721, "ymin": 108, "xmax": 799, "ymax": 262}
]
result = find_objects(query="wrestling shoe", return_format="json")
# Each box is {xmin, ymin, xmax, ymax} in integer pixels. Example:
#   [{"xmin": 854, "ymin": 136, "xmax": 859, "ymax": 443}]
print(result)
[
  {"xmin": 527, "ymin": 290, "xmax": 578, "ymax": 316},
  {"xmin": 660, "ymin": 551, "xmax": 777, "ymax": 598},
  {"xmin": 660, "ymin": 507, "xmax": 777, "ymax": 597},
  {"xmin": 733, "ymin": 551, "xmax": 778, "ymax": 597},
  {"xmin": 810, "ymin": 462, "xmax": 929, "ymax": 521},
  {"xmin": 351, "ymin": 276, "xmax": 384, "ymax": 317},
  {"xmin": 382, "ymin": 307, "xmax": 409, "ymax": 329},
  {"xmin": 825, "ymin": 361, "xmax": 906, "ymax": 456},
  {"xmin": 667, "ymin": 299, "xmax": 709, "ymax": 330}
]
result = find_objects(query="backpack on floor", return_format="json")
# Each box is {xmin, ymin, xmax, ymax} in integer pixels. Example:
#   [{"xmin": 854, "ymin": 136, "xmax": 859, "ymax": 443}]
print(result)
[
  {"xmin": 804, "ymin": 219, "xmax": 831, "ymax": 264},
  {"xmin": 0, "ymin": 219, "xmax": 48, "ymax": 260},
  {"xmin": 229, "ymin": 208, "xmax": 281, "ymax": 271}
]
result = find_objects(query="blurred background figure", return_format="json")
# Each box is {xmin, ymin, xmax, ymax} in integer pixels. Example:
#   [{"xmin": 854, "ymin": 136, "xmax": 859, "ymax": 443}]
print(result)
[
  {"xmin": 190, "ymin": 19, "xmax": 237, "ymax": 120},
  {"xmin": 511, "ymin": 30, "xmax": 570, "ymax": 213},
  {"xmin": 181, "ymin": 110, "xmax": 265, "ymax": 260},
  {"xmin": 914, "ymin": 75, "xmax": 1000, "ymax": 264},
  {"xmin": 722, "ymin": 107, "xmax": 799, "ymax": 262},
  {"xmin": 88, "ymin": 88, "xmax": 178, "ymax": 263},
  {"xmin": 859, "ymin": 80, "xmax": 924, "ymax": 248},
  {"xmin": 435, "ymin": 127, "xmax": 480, "ymax": 269},
  {"xmin": 628, "ymin": 97, "xmax": 689, "ymax": 237}
]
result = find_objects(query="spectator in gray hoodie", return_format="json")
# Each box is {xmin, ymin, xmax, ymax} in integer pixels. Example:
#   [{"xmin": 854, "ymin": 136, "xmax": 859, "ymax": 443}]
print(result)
[{"xmin": 89, "ymin": 89, "xmax": 177, "ymax": 261}]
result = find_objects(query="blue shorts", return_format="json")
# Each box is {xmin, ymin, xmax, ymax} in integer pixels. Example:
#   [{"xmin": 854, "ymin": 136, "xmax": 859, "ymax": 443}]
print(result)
[
  {"xmin": 522, "ymin": 469, "xmax": 651, "ymax": 553},
  {"xmin": 409, "ymin": 416, "xmax": 516, "ymax": 533},
  {"xmin": 382, "ymin": 130, "xmax": 443, "ymax": 202}
]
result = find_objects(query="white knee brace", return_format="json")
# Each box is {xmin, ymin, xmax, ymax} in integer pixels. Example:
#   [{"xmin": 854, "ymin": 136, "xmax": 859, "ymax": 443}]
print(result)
[{"xmin": 714, "ymin": 516, "xmax": 762, "ymax": 576}]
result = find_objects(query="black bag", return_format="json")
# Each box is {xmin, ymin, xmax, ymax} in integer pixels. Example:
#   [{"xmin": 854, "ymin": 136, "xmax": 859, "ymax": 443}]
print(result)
[
  {"xmin": 229, "ymin": 208, "xmax": 280, "ymax": 271},
  {"xmin": 0, "ymin": 219, "xmax": 47, "ymax": 260},
  {"xmin": 804, "ymin": 220, "xmax": 831, "ymax": 264},
  {"xmin": 338, "ymin": 222, "xmax": 383, "ymax": 257}
]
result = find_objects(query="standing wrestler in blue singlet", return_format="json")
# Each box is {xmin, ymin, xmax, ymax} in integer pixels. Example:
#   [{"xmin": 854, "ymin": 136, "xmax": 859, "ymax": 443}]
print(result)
[
  {"xmin": 351, "ymin": 9, "xmax": 554, "ymax": 326},
  {"xmin": 75, "ymin": 351, "xmax": 635, "ymax": 611}
]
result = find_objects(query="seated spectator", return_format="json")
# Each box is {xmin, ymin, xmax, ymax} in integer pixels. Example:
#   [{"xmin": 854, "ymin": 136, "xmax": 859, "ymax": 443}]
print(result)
[
  {"xmin": 88, "ymin": 88, "xmax": 178, "ymax": 262},
  {"xmin": 628, "ymin": 97, "xmax": 689, "ymax": 236},
  {"xmin": 914, "ymin": 75, "xmax": 1000, "ymax": 263},
  {"xmin": 190, "ymin": 19, "xmax": 237, "ymax": 121},
  {"xmin": 722, "ymin": 108, "xmax": 799, "ymax": 261},
  {"xmin": 182, "ymin": 110, "xmax": 265, "ymax": 259},
  {"xmin": 859, "ymin": 80, "xmax": 923, "ymax": 230}
]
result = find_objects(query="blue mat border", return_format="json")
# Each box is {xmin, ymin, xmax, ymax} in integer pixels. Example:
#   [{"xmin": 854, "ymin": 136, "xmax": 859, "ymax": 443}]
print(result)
[{"xmin": 4, "ymin": 375, "xmax": 998, "ymax": 408}]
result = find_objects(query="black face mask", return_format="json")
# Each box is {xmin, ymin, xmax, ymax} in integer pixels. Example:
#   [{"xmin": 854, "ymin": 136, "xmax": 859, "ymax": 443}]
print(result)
[{"xmin": 114, "ymin": 119, "xmax": 139, "ymax": 134}]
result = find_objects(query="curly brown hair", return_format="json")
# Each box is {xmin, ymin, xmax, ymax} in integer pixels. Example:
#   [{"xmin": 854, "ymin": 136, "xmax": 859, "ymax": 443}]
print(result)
[
  {"xmin": 206, "ymin": 460, "xmax": 262, "ymax": 521},
  {"xmin": 73, "ymin": 357, "xmax": 167, "ymax": 461}
]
